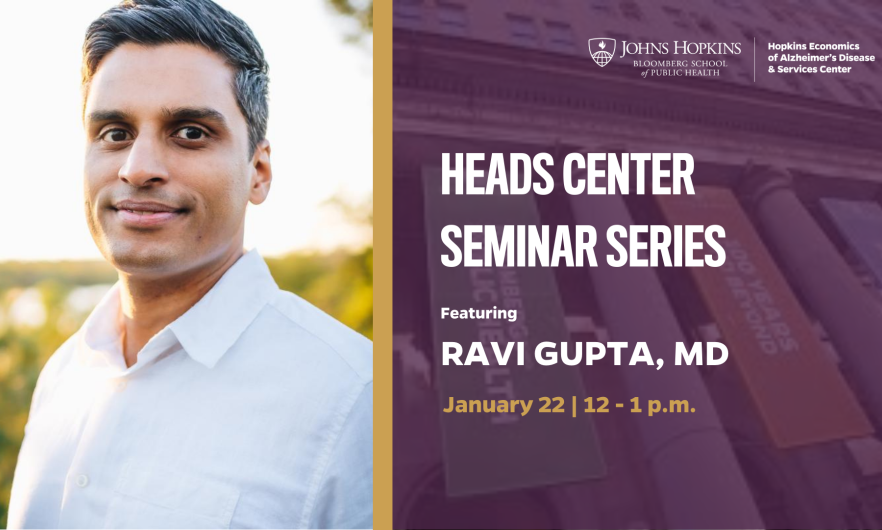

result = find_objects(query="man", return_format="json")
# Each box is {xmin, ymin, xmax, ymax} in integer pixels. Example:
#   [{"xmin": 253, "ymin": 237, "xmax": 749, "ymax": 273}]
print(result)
[{"xmin": 7, "ymin": 1, "xmax": 372, "ymax": 528}]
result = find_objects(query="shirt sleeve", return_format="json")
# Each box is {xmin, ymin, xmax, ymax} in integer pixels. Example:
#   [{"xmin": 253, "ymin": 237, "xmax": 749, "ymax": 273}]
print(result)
[{"xmin": 306, "ymin": 380, "xmax": 373, "ymax": 529}]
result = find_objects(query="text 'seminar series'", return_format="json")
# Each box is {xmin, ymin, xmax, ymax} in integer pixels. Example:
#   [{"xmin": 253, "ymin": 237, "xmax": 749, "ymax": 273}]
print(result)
[{"xmin": 439, "ymin": 153, "xmax": 725, "ymax": 269}]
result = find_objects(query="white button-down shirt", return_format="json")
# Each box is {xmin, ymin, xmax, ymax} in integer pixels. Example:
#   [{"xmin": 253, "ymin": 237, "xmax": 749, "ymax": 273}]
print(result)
[{"xmin": 8, "ymin": 250, "xmax": 373, "ymax": 529}]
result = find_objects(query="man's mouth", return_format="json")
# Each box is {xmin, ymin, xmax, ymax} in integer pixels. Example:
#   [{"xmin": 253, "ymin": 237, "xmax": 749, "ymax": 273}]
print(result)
[{"xmin": 111, "ymin": 200, "xmax": 188, "ymax": 227}]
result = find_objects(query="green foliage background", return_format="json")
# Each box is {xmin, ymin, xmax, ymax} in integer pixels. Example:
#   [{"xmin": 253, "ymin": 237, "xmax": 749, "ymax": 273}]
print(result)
[{"xmin": 0, "ymin": 247, "xmax": 372, "ymax": 527}]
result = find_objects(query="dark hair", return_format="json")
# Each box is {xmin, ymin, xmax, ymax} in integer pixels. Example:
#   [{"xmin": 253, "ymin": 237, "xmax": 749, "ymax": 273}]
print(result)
[{"xmin": 82, "ymin": 0, "xmax": 269, "ymax": 154}]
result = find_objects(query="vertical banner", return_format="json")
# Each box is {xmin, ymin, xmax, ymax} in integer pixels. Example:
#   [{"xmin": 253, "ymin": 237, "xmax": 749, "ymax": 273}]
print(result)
[
  {"xmin": 820, "ymin": 198, "xmax": 882, "ymax": 288},
  {"xmin": 658, "ymin": 187, "xmax": 872, "ymax": 448},
  {"xmin": 422, "ymin": 166, "xmax": 605, "ymax": 496}
]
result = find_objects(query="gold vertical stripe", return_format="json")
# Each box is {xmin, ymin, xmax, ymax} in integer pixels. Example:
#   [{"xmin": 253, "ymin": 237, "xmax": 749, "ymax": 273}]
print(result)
[{"xmin": 373, "ymin": 0, "xmax": 392, "ymax": 528}]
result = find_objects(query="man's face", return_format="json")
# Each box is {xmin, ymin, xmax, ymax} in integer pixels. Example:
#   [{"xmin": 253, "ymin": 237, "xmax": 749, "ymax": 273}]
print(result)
[{"xmin": 83, "ymin": 43, "xmax": 269, "ymax": 278}]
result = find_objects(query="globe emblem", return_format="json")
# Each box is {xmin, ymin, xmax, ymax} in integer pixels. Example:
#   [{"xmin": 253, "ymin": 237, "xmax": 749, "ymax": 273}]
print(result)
[
  {"xmin": 592, "ymin": 50, "xmax": 613, "ymax": 67},
  {"xmin": 588, "ymin": 38, "xmax": 616, "ymax": 67}
]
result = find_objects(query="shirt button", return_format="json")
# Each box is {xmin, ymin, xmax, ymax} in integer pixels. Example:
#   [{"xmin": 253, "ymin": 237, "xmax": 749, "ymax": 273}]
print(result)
[
  {"xmin": 115, "ymin": 381, "xmax": 127, "ymax": 391},
  {"xmin": 76, "ymin": 474, "xmax": 89, "ymax": 488}
]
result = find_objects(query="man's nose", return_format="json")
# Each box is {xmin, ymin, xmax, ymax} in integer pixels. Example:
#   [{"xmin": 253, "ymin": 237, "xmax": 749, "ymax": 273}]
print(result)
[{"xmin": 118, "ymin": 135, "xmax": 169, "ymax": 187}]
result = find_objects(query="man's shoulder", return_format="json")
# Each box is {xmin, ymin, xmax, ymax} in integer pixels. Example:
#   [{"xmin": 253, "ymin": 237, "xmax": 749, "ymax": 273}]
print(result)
[
  {"xmin": 250, "ymin": 288, "xmax": 372, "ymax": 384},
  {"xmin": 26, "ymin": 332, "xmax": 81, "ymax": 413},
  {"xmin": 40, "ymin": 332, "xmax": 81, "ymax": 377}
]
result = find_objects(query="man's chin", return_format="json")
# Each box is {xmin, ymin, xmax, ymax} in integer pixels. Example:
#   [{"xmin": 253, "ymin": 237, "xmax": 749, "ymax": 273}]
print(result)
[{"xmin": 103, "ymin": 243, "xmax": 183, "ymax": 277}]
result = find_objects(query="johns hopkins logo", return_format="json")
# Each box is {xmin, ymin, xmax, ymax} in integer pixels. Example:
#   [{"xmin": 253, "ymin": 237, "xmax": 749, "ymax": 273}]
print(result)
[{"xmin": 588, "ymin": 38, "xmax": 616, "ymax": 67}]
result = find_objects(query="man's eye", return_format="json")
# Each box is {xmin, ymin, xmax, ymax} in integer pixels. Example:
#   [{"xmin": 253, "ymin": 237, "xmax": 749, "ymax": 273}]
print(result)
[
  {"xmin": 173, "ymin": 127, "xmax": 208, "ymax": 141},
  {"xmin": 100, "ymin": 129, "xmax": 131, "ymax": 142}
]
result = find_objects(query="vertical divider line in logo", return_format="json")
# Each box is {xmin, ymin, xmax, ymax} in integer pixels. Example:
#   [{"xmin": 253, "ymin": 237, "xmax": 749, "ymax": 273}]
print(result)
[{"xmin": 754, "ymin": 37, "xmax": 756, "ymax": 82}]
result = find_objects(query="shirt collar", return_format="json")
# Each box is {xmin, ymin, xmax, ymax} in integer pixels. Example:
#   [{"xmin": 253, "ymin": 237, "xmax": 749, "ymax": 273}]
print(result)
[
  {"xmin": 79, "ymin": 249, "xmax": 278, "ymax": 372},
  {"xmin": 168, "ymin": 249, "xmax": 278, "ymax": 369},
  {"xmin": 79, "ymin": 282, "xmax": 125, "ymax": 371}
]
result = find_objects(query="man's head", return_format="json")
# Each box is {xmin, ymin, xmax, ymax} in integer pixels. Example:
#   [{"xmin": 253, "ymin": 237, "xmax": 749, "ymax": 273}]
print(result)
[{"xmin": 82, "ymin": 0, "xmax": 272, "ymax": 278}]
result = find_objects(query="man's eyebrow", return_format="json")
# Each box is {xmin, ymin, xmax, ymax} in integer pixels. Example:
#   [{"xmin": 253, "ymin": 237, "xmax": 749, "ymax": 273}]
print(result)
[
  {"xmin": 84, "ymin": 107, "xmax": 231, "ymax": 132},
  {"xmin": 161, "ymin": 106, "xmax": 229, "ymax": 128},
  {"xmin": 87, "ymin": 109, "xmax": 132, "ymax": 124}
]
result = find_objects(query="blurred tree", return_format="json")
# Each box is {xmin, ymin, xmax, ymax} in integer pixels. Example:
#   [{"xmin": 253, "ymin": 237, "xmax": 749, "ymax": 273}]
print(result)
[{"xmin": 326, "ymin": 0, "xmax": 373, "ymax": 43}]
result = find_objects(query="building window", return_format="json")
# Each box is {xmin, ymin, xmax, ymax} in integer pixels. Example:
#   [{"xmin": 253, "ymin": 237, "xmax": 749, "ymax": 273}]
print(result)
[
  {"xmin": 757, "ymin": 27, "xmax": 775, "ymax": 43},
  {"xmin": 839, "ymin": 79, "xmax": 872, "ymax": 107},
  {"xmin": 589, "ymin": 0, "xmax": 615, "ymax": 16},
  {"xmin": 766, "ymin": 5, "xmax": 787, "ymax": 24},
  {"xmin": 437, "ymin": 2, "xmax": 468, "ymax": 36},
  {"xmin": 804, "ymin": 75, "xmax": 832, "ymax": 99},
  {"xmin": 713, "ymin": 0, "xmax": 752, "ymax": 15},
  {"xmin": 620, "ymin": 0, "xmax": 643, "ymax": 21},
  {"xmin": 813, "ymin": 15, "xmax": 853, "ymax": 38},
  {"xmin": 663, "ymin": 6, "xmax": 693, "ymax": 30},
  {"xmin": 789, "ymin": 10, "xmax": 813, "ymax": 29},
  {"xmin": 859, "ymin": 82, "xmax": 882, "ymax": 108},
  {"xmin": 769, "ymin": 6, "xmax": 811, "ymax": 29},
  {"xmin": 507, "ymin": 14, "xmax": 540, "ymax": 48},
  {"xmin": 813, "ymin": 15, "xmax": 835, "ymax": 36},
  {"xmin": 779, "ymin": 73, "xmax": 808, "ymax": 96},
  {"xmin": 545, "ymin": 21, "xmax": 577, "ymax": 53},
  {"xmin": 867, "ymin": 8, "xmax": 882, "ymax": 26},
  {"xmin": 726, "ymin": 55, "xmax": 753, "ymax": 84},
  {"xmin": 827, "ymin": 0, "xmax": 858, "ymax": 18},
  {"xmin": 838, "ymin": 23, "xmax": 857, "ymax": 40},
  {"xmin": 693, "ymin": 14, "xmax": 719, "ymax": 36},
  {"xmin": 393, "ymin": 0, "xmax": 424, "ymax": 28},
  {"xmin": 606, "ymin": 30, "xmax": 630, "ymax": 43},
  {"xmin": 732, "ymin": 22, "xmax": 755, "ymax": 42},
  {"xmin": 865, "ymin": 30, "xmax": 882, "ymax": 52},
  {"xmin": 737, "ymin": 24, "xmax": 774, "ymax": 45}
]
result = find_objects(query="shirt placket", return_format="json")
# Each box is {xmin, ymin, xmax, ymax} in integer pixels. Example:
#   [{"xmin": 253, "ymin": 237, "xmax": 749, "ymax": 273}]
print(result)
[
  {"xmin": 58, "ymin": 373, "xmax": 124, "ymax": 528},
  {"xmin": 57, "ymin": 332, "xmax": 178, "ymax": 528},
  {"xmin": 56, "ymin": 369, "xmax": 131, "ymax": 528}
]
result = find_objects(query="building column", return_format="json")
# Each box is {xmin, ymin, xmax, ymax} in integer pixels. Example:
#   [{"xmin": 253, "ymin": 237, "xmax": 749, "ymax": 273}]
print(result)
[
  {"xmin": 569, "ymin": 151, "xmax": 764, "ymax": 528},
  {"xmin": 740, "ymin": 165, "xmax": 882, "ymax": 425}
]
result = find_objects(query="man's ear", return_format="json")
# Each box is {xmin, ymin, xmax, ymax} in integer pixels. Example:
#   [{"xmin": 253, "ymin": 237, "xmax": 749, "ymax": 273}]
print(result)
[{"xmin": 249, "ymin": 139, "xmax": 272, "ymax": 205}]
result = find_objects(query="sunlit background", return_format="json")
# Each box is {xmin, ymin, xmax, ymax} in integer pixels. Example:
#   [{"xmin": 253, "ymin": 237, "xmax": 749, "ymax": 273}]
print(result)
[{"xmin": 0, "ymin": 1, "xmax": 373, "ymax": 525}]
